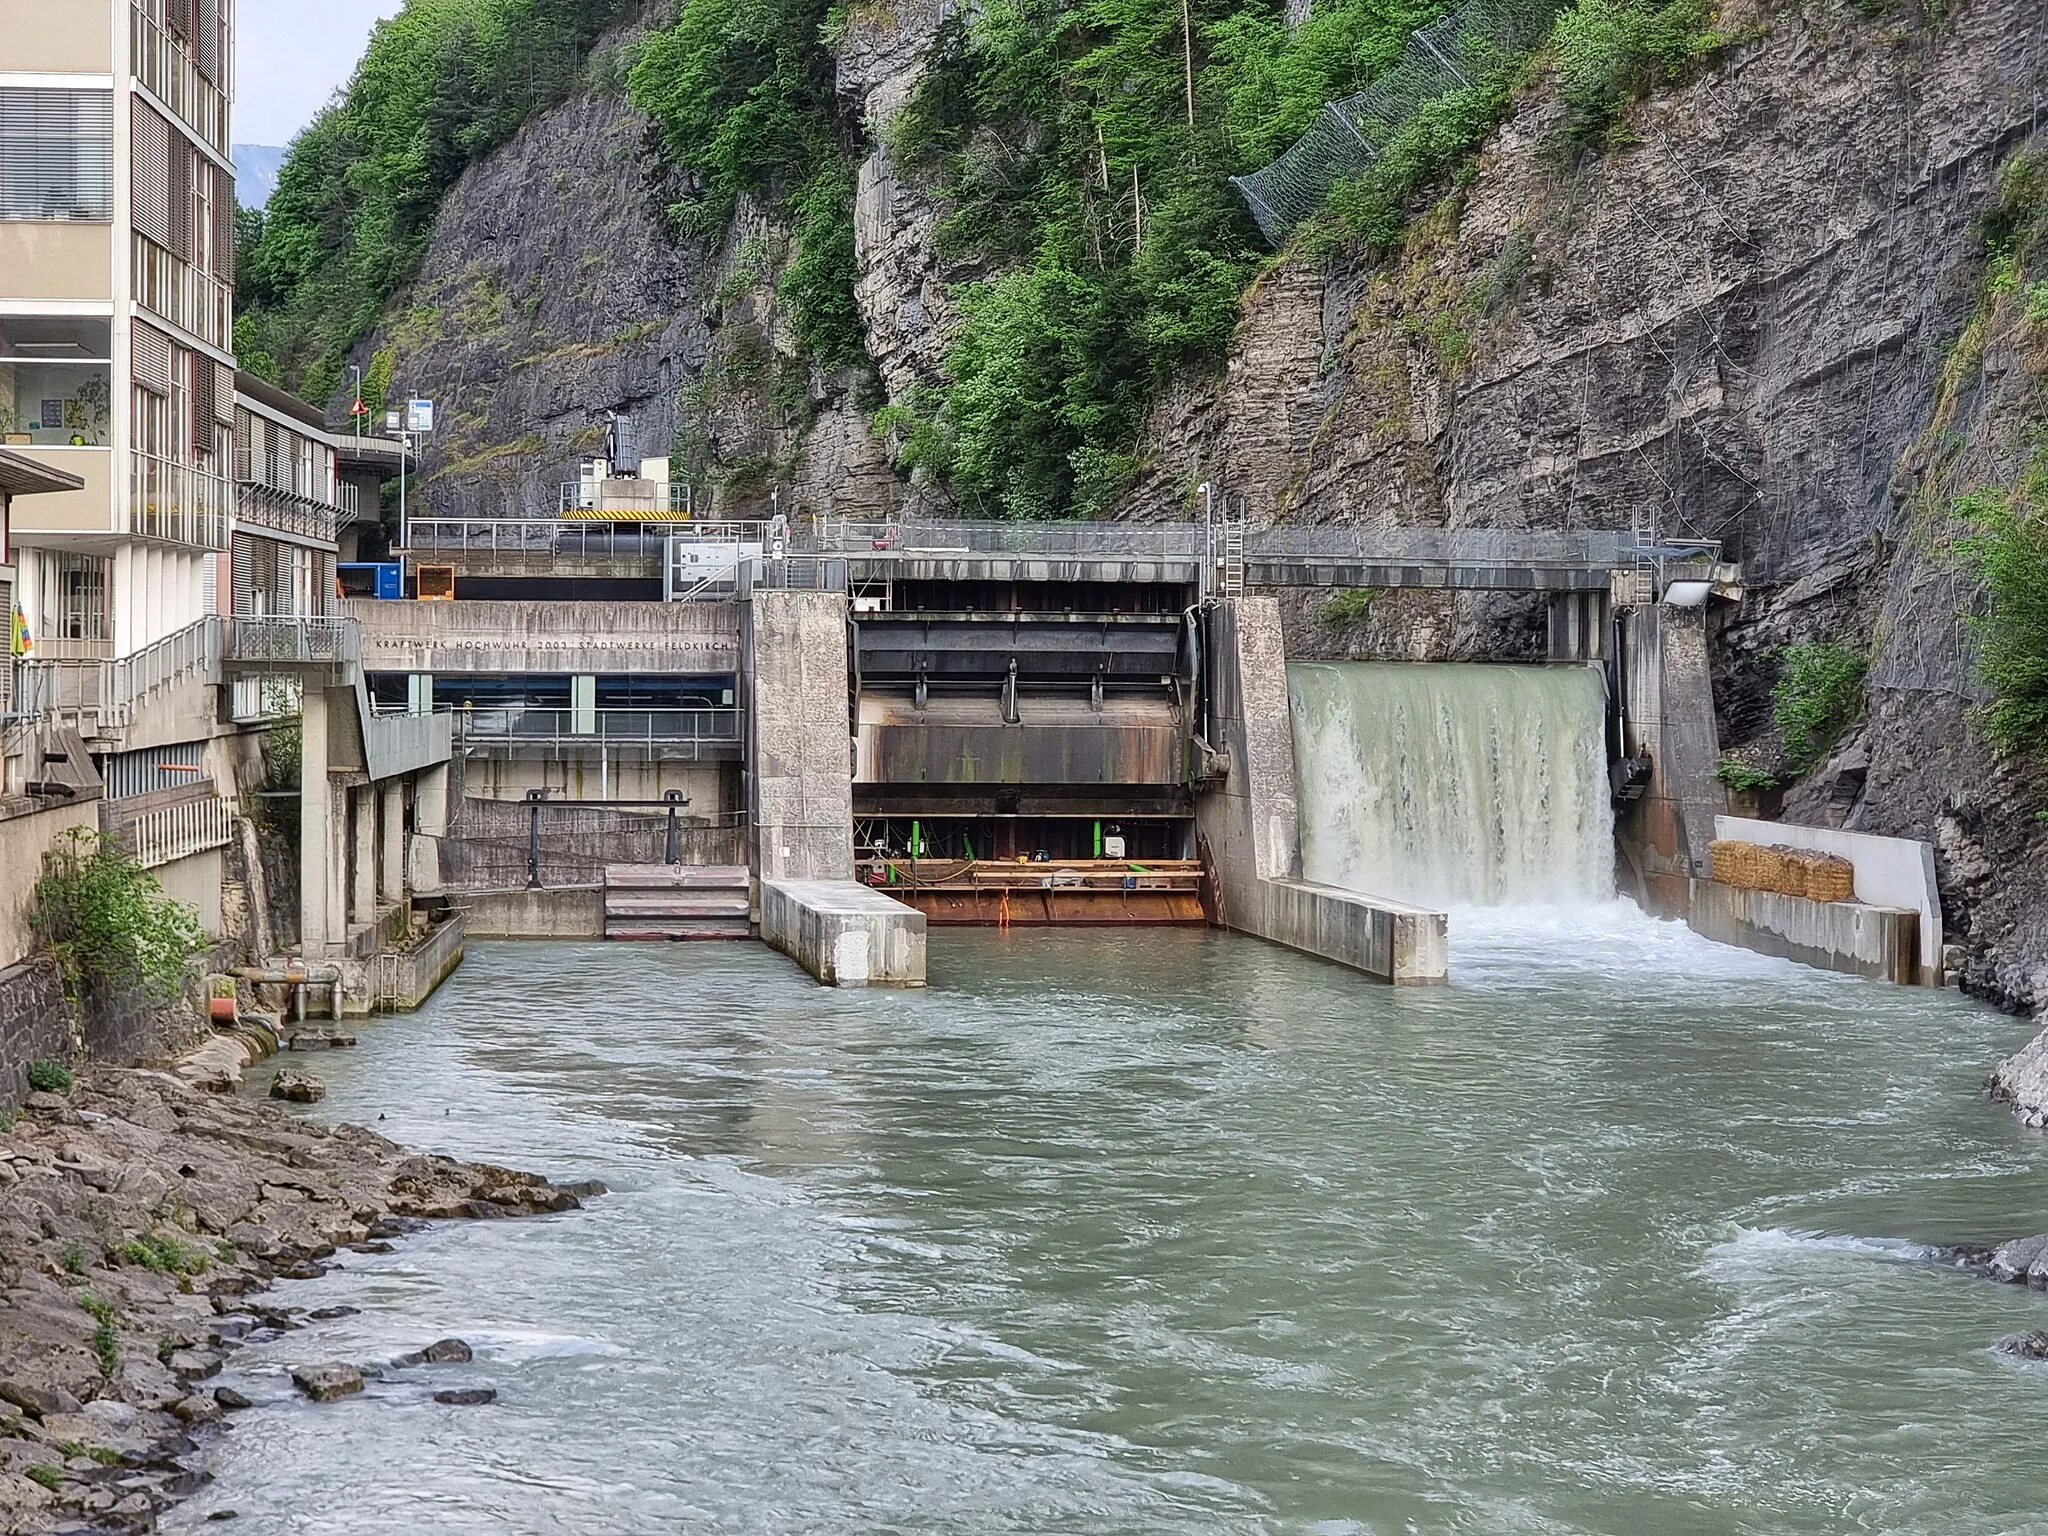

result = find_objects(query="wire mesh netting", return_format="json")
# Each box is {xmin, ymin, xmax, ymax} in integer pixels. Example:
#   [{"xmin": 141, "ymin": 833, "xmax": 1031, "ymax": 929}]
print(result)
[{"xmin": 1231, "ymin": 0, "xmax": 1564, "ymax": 246}]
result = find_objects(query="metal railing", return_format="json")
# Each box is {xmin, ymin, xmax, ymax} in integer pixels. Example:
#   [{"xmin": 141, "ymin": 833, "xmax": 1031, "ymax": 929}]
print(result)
[
  {"xmin": 237, "ymin": 481, "xmax": 344, "ymax": 546},
  {"xmin": 14, "ymin": 614, "xmax": 224, "ymax": 731},
  {"xmin": 806, "ymin": 519, "xmax": 1209, "ymax": 559},
  {"xmin": 223, "ymin": 615, "xmax": 359, "ymax": 667},
  {"xmin": 405, "ymin": 518, "xmax": 754, "ymax": 562},
  {"xmin": 440, "ymin": 705, "xmax": 742, "ymax": 754},
  {"xmin": 126, "ymin": 793, "xmax": 237, "ymax": 870},
  {"xmin": 131, "ymin": 2, "xmax": 231, "ymax": 153},
  {"xmin": 130, "ymin": 450, "xmax": 232, "ymax": 550}
]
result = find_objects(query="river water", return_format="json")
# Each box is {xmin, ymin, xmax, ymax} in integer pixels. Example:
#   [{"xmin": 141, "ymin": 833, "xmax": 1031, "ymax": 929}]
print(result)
[{"xmin": 167, "ymin": 919, "xmax": 2048, "ymax": 1535}]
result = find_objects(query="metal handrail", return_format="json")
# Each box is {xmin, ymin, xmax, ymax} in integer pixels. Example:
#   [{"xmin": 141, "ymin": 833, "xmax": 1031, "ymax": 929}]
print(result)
[
  {"xmin": 439, "ymin": 705, "xmax": 742, "ymax": 749},
  {"xmin": 222, "ymin": 615, "xmax": 360, "ymax": 666},
  {"xmin": 236, "ymin": 481, "xmax": 345, "ymax": 545},
  {"xmin": 407, "ymin": 518, "xmax": 767, "ymax": 561},
  {"xmin": 13, "ymin": 614, "xmax": 223, "ymax": 728}
]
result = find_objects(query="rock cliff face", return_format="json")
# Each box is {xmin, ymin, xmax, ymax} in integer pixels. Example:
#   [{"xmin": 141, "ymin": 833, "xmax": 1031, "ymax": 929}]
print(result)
[
  {"xmin": 349, "ymin": 0, "xmax": 2048, "ymax": 1011},
  {"xmin": 1125, "ymin": 0, "xmax": 2048, "ymax": 1013}
]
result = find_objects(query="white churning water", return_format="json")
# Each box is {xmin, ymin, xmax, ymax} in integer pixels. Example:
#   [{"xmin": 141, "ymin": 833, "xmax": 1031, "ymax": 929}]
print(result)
[{"xmin": 1288, "ymin": 661, "xmax": 1614, "ymax": 907}]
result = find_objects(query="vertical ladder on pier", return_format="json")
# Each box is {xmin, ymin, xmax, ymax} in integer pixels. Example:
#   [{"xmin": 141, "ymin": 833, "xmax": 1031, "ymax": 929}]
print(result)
[{"xmin": 1220, "ymin": 499, "xmax": 1245, "ymax": 597}]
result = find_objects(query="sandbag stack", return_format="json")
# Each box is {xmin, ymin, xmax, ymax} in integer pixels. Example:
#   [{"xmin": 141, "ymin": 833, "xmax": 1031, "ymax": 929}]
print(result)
[{"xmin": 1709, "ymin": 840, "xmax": 1857, "ymax": 902}]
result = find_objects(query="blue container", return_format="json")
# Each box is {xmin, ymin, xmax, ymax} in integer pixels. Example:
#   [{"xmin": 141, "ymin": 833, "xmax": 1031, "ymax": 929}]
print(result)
[{"xmin": 338, "ymin": 562, "xmax": 402, "ymax": 600}]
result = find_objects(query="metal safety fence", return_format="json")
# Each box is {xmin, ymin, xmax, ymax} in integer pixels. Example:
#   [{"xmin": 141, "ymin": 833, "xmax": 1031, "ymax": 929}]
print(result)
[{"xmin": 1231, "ymin": 0, "xmax": 1563, "ymax": 246}]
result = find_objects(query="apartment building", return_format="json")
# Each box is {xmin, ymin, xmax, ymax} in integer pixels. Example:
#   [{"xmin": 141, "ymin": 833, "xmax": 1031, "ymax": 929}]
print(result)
[{"xmin": 1, "ymin": 0, "xmax": 236, "ymax": 667}]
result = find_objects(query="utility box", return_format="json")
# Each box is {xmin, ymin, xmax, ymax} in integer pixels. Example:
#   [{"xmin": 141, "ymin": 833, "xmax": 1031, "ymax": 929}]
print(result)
[
  {"xmin": 337, "ymin": 562, "xmax": 402, "ymax": 600},
  {"xmin": 416, "ymin": 564, "xmax": 456, "ymax": 601}
]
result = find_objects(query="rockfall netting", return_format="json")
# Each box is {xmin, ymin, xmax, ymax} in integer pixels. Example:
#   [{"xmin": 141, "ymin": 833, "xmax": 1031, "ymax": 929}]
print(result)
[{"xmin": 1231, "ymin": 0, "xmax": 1563, "ymax": 245}]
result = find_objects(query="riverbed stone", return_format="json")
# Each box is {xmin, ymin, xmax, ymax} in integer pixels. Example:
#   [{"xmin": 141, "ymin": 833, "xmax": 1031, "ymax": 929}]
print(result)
[
  {"xmin": 269, "ymin": 1072, "xmax": 325, "ymax": 1104},
  {"xmin": 289, "ymin": 1364, "xmax": 363, "ymax": 1403},
  {"xmin": 1998, "ymin": 1331, "xmax": 2048, "ymax": 1360},
  {"xmin": 211, "ymin": 1387, "xmax": 252, "ymax": 1411},
  {"xmin": 433, "ymin": 1389, "xmax": 495, "ymax": 1405},
  {"xmin": 1988, "ymin": 1234, "xmax": 2048, "ymax": 1283},
  {"xmin": 0, "ymin": 1382, "xmax": 80, "ymax": 1420}
]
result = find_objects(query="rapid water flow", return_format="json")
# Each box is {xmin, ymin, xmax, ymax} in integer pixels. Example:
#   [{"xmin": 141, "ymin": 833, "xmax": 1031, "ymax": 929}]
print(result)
[
  {"xmin": 1290, "ymin": 662, "xmax": 1613, "ymax": 906},
  {"xmin": 167, "ymin": 929, "xmax": 2048, "ymax": 1536}
]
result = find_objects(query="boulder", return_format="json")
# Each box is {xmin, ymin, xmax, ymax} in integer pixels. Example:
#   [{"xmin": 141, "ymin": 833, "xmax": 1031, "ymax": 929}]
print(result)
[
  {"xmin": 289, "ymin": 1363, "xmax": 363, "ymax": 1403},
  {"xmin": 1988, "ymin": 1233, "xmax": 2048, "ymax": 1284},
  {"xmin": 211, "ymin": 1386, "xmax": 252, "ymax": 1411},
  {"xmin": 1997, "ymin": 1331, "xmax": 2048, "ymax": 1360},
  {"xmin": 421, "ymin": 1338, "xmax": 472, "ymax": 1365},
  {"xmin": 433, "ymin": 1389, "xmax": 495, "ymax": 1406},
  {"xmin": 0, "ymin": 1381, "xmax": 81, "ymax": 1420},
  {"xmin": 171, "ymin": 1395, "xmax": 222, "ymax": 1426},
  {"xmin": 2030, "ymin": 1254, "xmax": 2048, "ymax": 1291},
  {"xmin": 269, "ymin": 1072, "xmax": 324, "ymax": 1105}
]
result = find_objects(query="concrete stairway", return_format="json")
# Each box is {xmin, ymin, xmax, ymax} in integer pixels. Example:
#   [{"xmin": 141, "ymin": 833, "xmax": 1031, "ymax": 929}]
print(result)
[{"xmin": 603, "ymin": 865, "xmax": 752, "ymax": 941}]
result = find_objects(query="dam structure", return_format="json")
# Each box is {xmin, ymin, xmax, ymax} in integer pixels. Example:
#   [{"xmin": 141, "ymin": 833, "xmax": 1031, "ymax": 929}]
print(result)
[{"xmin": 335, "ymin": 499, "xmax": 1766, "ymax": 992}]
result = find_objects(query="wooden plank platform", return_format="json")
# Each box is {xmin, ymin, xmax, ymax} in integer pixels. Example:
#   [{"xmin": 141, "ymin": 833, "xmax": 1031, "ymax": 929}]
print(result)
[
  {"xmin": 855, "ymin": 859, "xmax": 1206, "ymax": 926},
  {"xmin": 603, "ymin": 864, "xmax": 753, "ymax": 941}
]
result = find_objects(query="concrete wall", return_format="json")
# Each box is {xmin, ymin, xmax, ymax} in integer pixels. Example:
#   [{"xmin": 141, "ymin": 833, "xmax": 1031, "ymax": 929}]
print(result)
[
  {"xmin": 150, "ymin": 847, "xmax": 226, "ymax": 941},
  {"xmin": 1688, "ymin": 879, "xmax": 1920, "ymax": 985},
  {"xmin": 382, "ymin": 913, "xmax": 467, "ymax": 1010},
  {"xmin": 1714, "ymin": 815, "xmax": 1943, "ymax": 980},
  {"xmin": 1617, "ymin": 600, "xmax": 1725, "ymax": 916},
  {"xmin": 457, "ymin": 755, "xmax": 729, "ymax": 806},
  {"xmin": 746, "ymin": 591, "xmax": 854, "ymax": 882},
  {"xmin": 456, "ymin": 886, "xmax": 606, "ymax": 939},
  {"xmin": 0, "ymin": 958, "xmax": 75, "ymax": 1108},
  {"xmin": 345, "ymin": 599, "xmax": 742, "ymax": 675},
  {"xmin": 760, "ymin": 878, "xmax": 926, "ymax": 987},
  {"xmin": 0, "ymin": 797, "xmax": 99, "ymax": 970},
  {"xmin": 1194, "ymin": 598, "xmax": 1448, "ymax": 986}
]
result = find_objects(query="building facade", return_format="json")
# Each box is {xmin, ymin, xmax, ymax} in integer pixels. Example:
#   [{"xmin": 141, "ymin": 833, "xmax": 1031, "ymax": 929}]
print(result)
[{"xmin": 1, "ymin": 0, "xmax": 236, "ymax": 665}]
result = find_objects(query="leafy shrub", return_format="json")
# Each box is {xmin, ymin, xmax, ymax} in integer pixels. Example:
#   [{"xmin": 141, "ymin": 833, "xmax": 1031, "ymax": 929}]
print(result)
[
  {"xmin": 79, "ymin": 1294, "xmax": 118, "ymax": 1376},
  {"xmin": 1320, "ymin": 588, "xmax": 1380, "ymax": 624},
  {"xmin": 1554, "ymin": 0, "xmax": 1723, "ymax": 148},
  {"xmin": 32, "ymin": 830, "xmax": 204, "ymax": 1003},
  {"xmin": 24, "ymin": 1059, "xmax": 72, "ymax": 1096},
  {"xmin": 1772, "ymin": 641, "xmax": 1867, "ymax": 774},
  {"xmin": 1956, "ymin": 458, "xmax": 2048, "ymax": 755},
  {"xmin": 1712, "ymin": 755, "xmax": 1780, "ymax": 792}
]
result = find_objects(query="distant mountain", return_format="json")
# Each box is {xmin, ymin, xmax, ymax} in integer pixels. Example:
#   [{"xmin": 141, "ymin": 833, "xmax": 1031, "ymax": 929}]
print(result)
[{"xmin": 232, "ymin": 144, "xmax": 287, "ymax": 210}]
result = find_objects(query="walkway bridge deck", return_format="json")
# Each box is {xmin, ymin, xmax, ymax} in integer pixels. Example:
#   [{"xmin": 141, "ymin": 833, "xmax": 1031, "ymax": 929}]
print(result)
[{"xmin": 798, "ymin": 523, "xmax": 1676, "ymax": 594}]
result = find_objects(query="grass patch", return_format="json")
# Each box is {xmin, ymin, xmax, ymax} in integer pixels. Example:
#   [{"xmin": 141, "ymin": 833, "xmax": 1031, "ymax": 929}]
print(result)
[
  {"xmin": 112, "ymin": 1232, "xmax": 209, "ymax": 1277},
  {"xmin": 25, "ymin": 1465, "xmax": 62, "ymax": 1491},
  {"xmin": 1956, "ymin": 440, "xmax": 2048, "ymax": 755},
  {"xmin": 79, "ymin": 1294, "xmax": 118, "ymax": 1377}
]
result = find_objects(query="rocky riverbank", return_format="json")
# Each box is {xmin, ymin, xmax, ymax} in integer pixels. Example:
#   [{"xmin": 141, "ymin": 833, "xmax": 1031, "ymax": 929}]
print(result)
[{"xmin": 0, "ymin": 1066, "xmax": 597, "ymax": 1534}]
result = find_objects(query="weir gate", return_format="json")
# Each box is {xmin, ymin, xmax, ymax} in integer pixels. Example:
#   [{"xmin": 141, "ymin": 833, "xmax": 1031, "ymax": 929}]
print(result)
[{"xmin": 350, "ymin": 516, "xmax": 1726, "ymax": 987}]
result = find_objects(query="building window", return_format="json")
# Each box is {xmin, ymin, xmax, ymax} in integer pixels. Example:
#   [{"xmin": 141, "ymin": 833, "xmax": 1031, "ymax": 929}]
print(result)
[
  {"xmin": 0, "ymin": 90, "xmax": 114, "ymax": 222},
  {"xmin": 0, "ymin": 317, "xmax": 111, "ymax": 447},
  {"xmin": 42, "ymin": 554, "xmax": 110, "ymax": 643}
]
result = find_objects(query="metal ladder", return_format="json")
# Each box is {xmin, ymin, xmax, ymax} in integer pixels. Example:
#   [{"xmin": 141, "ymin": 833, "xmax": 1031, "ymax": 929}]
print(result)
[{"xmin": 1219, "ymin": 499, "xmax": 1245, "ymax": 598}]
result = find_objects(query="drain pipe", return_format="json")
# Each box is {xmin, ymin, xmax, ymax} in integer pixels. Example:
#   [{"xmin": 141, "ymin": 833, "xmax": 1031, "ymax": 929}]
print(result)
[
  {"xmin": 234, "ymin": 964, "xmax": 344, "ymax": 1023},
  {"xmin": 1182, "ymin": 605, "xmax": 1219, "ymax": 764}
]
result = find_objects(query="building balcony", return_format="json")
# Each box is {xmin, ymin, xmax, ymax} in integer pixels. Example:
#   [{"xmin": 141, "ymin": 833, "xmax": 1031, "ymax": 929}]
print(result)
[
  {"xmin": 221, "ymin": 614, "xmax": 360, "ymax": 671},
  {"xmin": 236, "ymin": 480, "xmax": 345, "ymax": 548},
  {"xmin": 129, "ymin": 451, "xmax": 230, "ymax": 549}
]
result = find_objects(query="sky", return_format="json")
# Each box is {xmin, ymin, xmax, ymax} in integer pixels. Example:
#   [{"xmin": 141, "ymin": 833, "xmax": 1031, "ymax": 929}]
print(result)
[{"xmin": 235, "ymin": 0, "xmax": 400, "ymax": 147}]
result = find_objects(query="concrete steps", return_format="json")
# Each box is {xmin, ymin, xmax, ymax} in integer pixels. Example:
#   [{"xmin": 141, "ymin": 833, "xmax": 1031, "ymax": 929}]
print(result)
[{"xmin": 603, "ymin": 864, "xmax": 752, "ymax": 941}]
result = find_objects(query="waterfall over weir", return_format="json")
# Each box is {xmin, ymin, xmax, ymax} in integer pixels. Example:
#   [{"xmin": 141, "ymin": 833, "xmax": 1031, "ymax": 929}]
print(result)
[{"xmin": 1288, "ymin": 662, "xmax": 1614, "ymax": 908}]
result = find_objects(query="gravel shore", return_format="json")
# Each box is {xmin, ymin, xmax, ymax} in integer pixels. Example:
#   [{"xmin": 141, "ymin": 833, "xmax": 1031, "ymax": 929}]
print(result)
[{"xmin": 0, "ymin": 1066, "xmax": 595, "ymax": 1534}]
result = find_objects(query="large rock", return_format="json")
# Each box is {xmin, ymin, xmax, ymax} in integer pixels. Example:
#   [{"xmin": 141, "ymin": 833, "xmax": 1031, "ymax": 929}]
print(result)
[
  {"xmin": 268, "ymin": 1071, "xmax": 325, "ymax": 1104},
  {"xmin": 1987, "ymin": 1233, "xmax": 2048, "ymax": 1284},
  {"xmin": 289, "ymin": 1363, "xmax": 364, "ymax": 1403},
  {"xmin": 0, "ymin": 1381, "xmax": 80, "ymax": 1420}
]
